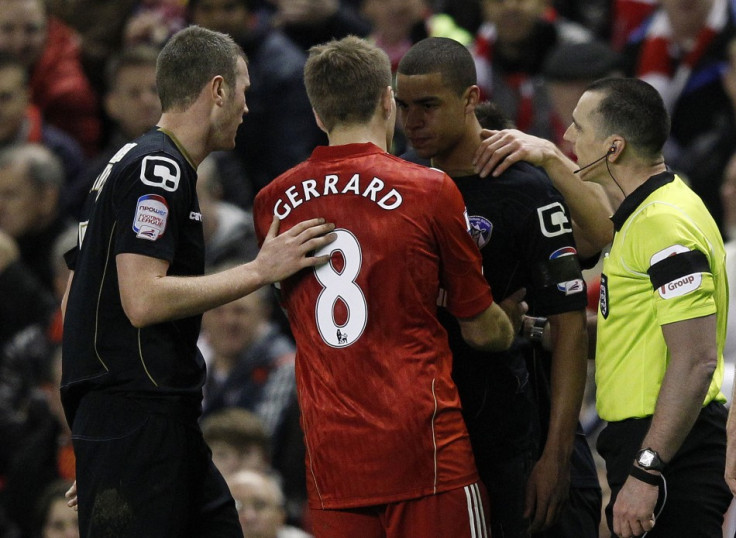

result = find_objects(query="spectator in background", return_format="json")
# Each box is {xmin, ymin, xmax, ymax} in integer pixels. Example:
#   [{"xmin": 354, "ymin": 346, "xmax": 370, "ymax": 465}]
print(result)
[
  {"xmin": 361, "ymin": 0, "xmax": 471, "ymax": 73},
  {"xmin": 121, "ymin": 0, "xmax": 187, "ymax": 50},
  {"xmin": 472, "ymin": 0, "xmax": 592, "ymax": 140},
  {"xmin": 211, "ymin": 149, "xmax": 259, "ymax": 211},
  {"xmin": 541, "ymin": 40, "xmax": 623, "ymax": 158},
  {"xmin": 44, "ymin": 0, "xmax": 139, "ymax": 96},
  {"xmin": 0, "ymin": 52, "xmax": 86, "ymax": 219},
  {"xmin": 0, "ymin": 229, "xmax": 55, "ymax": 351},
  {"xmin": 0, "ymin": 0, "xmax": 100, "ymax": 156},
  {"xmin": 100, "ymin": 45, "xmax": 161, "ymax": 157},
  {"xmin": 473, "ymin": 99, "xmax": 514, "ymax": 131},
  {"xmin": 35, "ymin": 480, "xmax": 79, "ymax": 538},
  {"xmin": 201, "ymin": 407, "xmax": 273, "ymax": 478},
  {"xmin": 226, "ymin": 469, "xmax": 312, "ymax": 538},
  {"xmin": 201, "ymin": 283, "xmax": 296, "ymax": 440},
  {"xmin": 607, "ymin": 0, "xmax": 657, "ymax": 51},
  {"xmin": 0, "ymin": 223, "xmax": 73, "ymax": 538},
  {"xmin": 266, "ymin": 0, "xmax": 371, "ymax": 52},
  {"xmin": 621, "ymin": 0, "xmax": 736, "ymax": 232},
  {"xmin": 189, "ymin": 0, "xmax": 326, "ymax": 195},
  {"xmin": 435, "ymin": 0, "xmax": 483, "ymax": 35},
  {"xmin": 0, "ymin": 144, "xmax": 72, "ymax": 294},
  {"xmin": 201, "ymin": 406, "xmax": 307, "ymax": 529},
  {"xmin": 196, "ymin": 155, "xmax": 259, "ymax": 268},
  {"xmin": 551, "ymin": 0, "xmax": 611, "ymax": 42},
  {"xmin": 0, "ymin": 230, "xmax": 56, "ymax": 538},
  {"xmin": 5, "ymin": 349, "xmax": 75, "ymax": 538},
  {"xmin": 726, "ymin": 37, "xmax": 736, "ymax": 137},
  {"xmin": 73, "ymin": 45, "xmax": 161, "ymax": 216}
]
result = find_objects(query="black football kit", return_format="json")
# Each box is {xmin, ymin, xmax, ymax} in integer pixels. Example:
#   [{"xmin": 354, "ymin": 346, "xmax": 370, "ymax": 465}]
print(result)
[{"xmin": 62, "ymin": 128, "xmax": 241, "ymax": 537}]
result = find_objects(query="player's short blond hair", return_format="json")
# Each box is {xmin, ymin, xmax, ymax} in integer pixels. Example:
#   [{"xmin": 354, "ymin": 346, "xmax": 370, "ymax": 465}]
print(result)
[{"xmin": 304, "ymin": 36, "xmax": 391, "ymax": 132}]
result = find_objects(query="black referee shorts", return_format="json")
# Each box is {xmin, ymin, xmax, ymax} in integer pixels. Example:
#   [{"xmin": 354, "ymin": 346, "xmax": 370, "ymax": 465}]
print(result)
[
  {"xmin": 71, "ymin": 392, "xmax": 242, "ymax": 538},
  {"xmin": 597, "ymin": 401, "xmax": 731, "ymax": 538}
]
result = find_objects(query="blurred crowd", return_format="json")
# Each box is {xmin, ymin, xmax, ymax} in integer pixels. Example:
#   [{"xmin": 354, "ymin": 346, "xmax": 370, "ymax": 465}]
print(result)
[{"xmin": 0, "ymin": 0, "xmax": 735, "ymax": 536}]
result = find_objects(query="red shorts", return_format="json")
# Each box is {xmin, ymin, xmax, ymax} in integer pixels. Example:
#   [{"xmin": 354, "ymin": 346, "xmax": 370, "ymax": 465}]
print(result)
[{"xmin": 309, "ymin": 482, "xmax": 490, "ymax": 538}]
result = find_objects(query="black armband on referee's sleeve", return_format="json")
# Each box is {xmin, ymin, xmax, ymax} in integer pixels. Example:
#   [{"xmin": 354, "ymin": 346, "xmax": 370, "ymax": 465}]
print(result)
[
  {"xmin": 647, "ymin": 249, "xmax": 709, "ymax": 289},
  {"xmin": 629, "ymin": 465, "xmax": 661, "ymax": 486}
]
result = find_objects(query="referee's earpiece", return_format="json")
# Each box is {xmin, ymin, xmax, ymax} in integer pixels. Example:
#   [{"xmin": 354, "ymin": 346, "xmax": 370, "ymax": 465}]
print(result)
[{"xmin": 574, "ymin": 143, "xmax": 619, "ymax": 174}]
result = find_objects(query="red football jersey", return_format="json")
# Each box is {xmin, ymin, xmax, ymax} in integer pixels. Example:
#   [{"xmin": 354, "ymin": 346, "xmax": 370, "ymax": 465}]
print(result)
[{"xmin": 253, "ymin": 143, "xmax": 494, "ymax": 509}]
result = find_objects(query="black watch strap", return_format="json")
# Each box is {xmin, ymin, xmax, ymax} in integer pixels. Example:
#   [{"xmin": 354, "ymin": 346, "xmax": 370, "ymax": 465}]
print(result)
[
  {"xmin": 529, "ymin": 316, "xmax": 547, "ymax": 343},
  {"xmin": 629, "ymin": 465, "xmax": 660, "ymax": 486}
]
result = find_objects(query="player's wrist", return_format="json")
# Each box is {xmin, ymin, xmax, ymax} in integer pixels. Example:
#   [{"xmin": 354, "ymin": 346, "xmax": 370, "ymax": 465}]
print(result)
[
  {"xmin": 629, "ymin": 464, "xmax": 661, "ymax": 486},
  {"xmin": 522, "ymin": 315, "xmax": 549, "ymax": 347},
  {"xmin": 528, "ymin": 316, "xmax": 547, "ymax": 342},
  {"xmin": 243, "ymin": 257, "xmax": 271, "ymax": 289},
  {"xmin": 538, "ymin": 446, "xmax": 573, "ymax": 471}
]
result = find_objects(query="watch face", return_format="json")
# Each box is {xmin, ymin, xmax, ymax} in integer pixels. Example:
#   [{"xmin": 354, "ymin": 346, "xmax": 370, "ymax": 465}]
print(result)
[{"xmin": 639, "ymin": 451, "xmax": 655, "ymax": 467}]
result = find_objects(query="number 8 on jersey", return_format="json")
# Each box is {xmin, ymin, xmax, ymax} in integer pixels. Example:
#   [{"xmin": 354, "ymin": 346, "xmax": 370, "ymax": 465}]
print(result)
[{"xmin": 314, "ymin": 229, "xmax": 367, "ymax": 348}]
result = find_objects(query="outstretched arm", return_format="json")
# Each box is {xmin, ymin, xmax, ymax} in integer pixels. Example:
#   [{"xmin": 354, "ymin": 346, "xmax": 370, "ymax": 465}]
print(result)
[
  {"xmin": 474, "ymin": 129, "xmax": 614, "ymax": 255},
  {"xmin": 118, "ymin": 216, "xmax": 335, "ymax": 327}
]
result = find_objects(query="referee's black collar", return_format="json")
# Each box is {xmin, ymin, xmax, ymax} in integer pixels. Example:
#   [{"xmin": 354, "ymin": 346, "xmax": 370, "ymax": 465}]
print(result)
[{"xmin": 610, "ymin": 171, "xmax": 675, "ymax": 231}]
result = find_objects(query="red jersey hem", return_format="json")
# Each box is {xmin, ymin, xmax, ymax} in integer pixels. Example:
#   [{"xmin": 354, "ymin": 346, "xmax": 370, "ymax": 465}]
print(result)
[{"xmin": 307, "ymin": 472, "xmax": 480, "ymax": 510}]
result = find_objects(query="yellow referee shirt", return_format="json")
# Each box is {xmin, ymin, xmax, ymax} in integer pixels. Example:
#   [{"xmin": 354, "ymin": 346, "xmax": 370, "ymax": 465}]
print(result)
[{"xmin": 596, "ymin": 172, "xmax": 728, "ymax": 422}]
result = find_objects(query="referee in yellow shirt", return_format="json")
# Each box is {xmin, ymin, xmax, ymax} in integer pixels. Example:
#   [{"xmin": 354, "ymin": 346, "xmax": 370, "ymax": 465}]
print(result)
[{"xmin": 477, "ymin": 77, "xmax": 731, "ymax": 538}]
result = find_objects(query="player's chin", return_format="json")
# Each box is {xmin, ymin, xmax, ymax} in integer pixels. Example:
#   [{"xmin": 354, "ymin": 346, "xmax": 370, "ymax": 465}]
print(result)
[
  {"xmin": 215, "ymin": 134, "xmax": 238, "ymax": 152},
  {"xmin": 408, "ymin": 139, "xmax": 435, "ymax": 160},
  {"xmin": 413, "ymin": 146, "xmax": 435, "ymax": 161}
]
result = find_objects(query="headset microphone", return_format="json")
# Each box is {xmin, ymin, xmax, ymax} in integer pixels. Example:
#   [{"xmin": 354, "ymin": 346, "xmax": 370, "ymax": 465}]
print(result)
[{"xmin": 573, "ymin": 146, "xmax": 616, "ymax": 174}]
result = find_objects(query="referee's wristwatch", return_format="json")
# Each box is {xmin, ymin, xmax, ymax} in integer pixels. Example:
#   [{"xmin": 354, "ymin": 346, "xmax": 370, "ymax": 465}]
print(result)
[{"xmin": 635, "ymin": 448, "xmax": 666, "ymax": 472}]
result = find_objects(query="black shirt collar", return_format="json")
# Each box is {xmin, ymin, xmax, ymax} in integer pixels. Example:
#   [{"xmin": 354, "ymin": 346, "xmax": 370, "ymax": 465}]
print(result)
[{"xmin": 610, "ymin": 171, "xmax": 675, "ymax": 231}]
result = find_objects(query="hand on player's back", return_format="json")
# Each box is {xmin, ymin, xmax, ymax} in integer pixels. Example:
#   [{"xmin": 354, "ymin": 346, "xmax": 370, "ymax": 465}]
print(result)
[{"xmin": 254, "ymin": 216, "xmax": 337, "ymax": 284}]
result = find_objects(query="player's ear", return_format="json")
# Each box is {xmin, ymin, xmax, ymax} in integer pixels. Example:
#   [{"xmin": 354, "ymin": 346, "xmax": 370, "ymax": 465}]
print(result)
[
  {"xmin": 381, "ymin": 86, "xmax": 394, "ymax": 120},
  {"xmin": 607, "ymin": 137, "xmax": 625, "ymax": 159},
  {"xmin": 464, "ymin": 85, "xmax": 481, "ymax": 112},
  {"xmin": 210, "ymin": 75, "xmax": 225, "ymax": 107}
]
